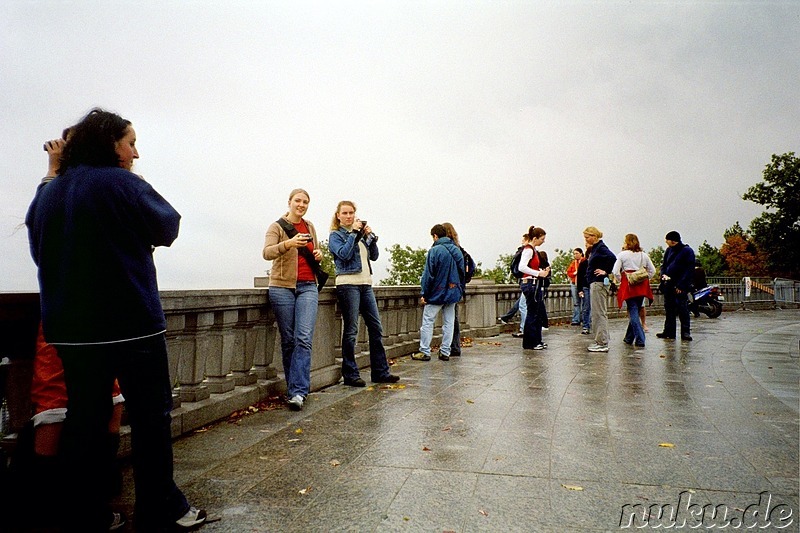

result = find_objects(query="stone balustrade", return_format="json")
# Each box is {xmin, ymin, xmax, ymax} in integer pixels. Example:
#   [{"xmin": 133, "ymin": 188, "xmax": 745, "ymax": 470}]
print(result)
[{"xmin": 2, "ymin": 279, "xmax": 676, "ymax": 442}]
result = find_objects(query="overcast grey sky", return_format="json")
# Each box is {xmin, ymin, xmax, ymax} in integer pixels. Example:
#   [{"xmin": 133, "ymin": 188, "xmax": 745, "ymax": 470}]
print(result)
[{"xmin": 2, "ymin": 1, "xmax": 798, "ymax": 292}]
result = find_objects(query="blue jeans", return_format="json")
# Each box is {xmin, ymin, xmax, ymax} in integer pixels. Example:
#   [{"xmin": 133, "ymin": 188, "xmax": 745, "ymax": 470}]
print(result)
[
  {"xmin": 518, "ymin": 293, "xmax": 528, "ymax": 333},
  {"xmin": 499, "ymin": 297, "xmax": 519, "ymax": 322},
  {"xmin": 58, "ymin": 334, "xmax": 189, "ymax": 530},
  {"xmin": 336, "ymin": 284, "xmax": 391, "ymax": 380},
  {"xmin": 521, "ymin": 280, "xmax": 543, "ymax": 348},
  {"xmin": 570, "ymin": 283, "xmax": 581, "ymax": 324},
  {"xmin": 624, "ymin": 296, "xmax": 646, "ymax": 346},
  {"xmin": 419, "ymin": 302, "xmax": 456, "ymax": 356},
  {"xmin": 269, "ymin": 282, "xmax": 319, "ymax": 398},
  {"xmin": 579, "ymin": 286, "xmax": 591, "ymax": 329}
]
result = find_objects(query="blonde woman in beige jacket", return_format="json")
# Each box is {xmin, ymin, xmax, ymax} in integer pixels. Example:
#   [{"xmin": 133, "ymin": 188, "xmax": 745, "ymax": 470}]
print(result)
[{"xmin": 263, "ymin": 188, "xmax": 322, "ymax": 411}]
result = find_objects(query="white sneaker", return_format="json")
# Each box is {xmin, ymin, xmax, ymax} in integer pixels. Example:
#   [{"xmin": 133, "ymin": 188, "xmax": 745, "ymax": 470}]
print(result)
[
  {"xmin": 108, "ymin": 512, "xmax": 126, "ymax": 531},
  {"xmin": 287, "ymin": 395, "xmax": 304, "ymax": 411},
  {"xmin": 176, "ymin": 507, "xmax": 207, "ymax": 529},
  {"xmin": 587, "ymin": 344, "xmax": 609, "ymax": 352}
]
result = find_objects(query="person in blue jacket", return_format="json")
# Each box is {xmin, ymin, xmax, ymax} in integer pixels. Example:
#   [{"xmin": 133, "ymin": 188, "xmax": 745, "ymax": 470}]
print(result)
[
  {"xmin": 657, "ymin": 231, "xmax": 696, "ymax": 341},
  {"xmin": 328, "ymin": 200, "xmax": 399, "ymax": 387},
  {"xmin": 26, "ymin": 108, "xmax": 206, "ymax": 532},
  {"xmin": 411, "ymin": 224, "xmax": 465, "ymax": 362}
]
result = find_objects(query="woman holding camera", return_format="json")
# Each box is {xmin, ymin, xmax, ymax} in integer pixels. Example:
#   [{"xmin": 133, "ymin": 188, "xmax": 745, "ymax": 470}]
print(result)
[
  {"xmin": 263, "ymin": 188, "xmax": 322, "ymax": 411},
  {"xmin": 328, "ymin": 201, "xmax": 399, "ymax": 386}
]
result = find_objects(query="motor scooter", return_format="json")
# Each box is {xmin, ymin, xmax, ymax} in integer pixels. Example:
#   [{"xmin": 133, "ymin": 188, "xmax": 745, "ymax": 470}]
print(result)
[{"xmin": 689, "ymin": 285, "xmax": 723, "ymax": 318}]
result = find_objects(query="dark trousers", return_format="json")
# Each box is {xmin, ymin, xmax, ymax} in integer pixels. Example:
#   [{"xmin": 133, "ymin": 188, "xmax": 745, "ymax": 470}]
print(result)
[
  {"xmin": 521, "ymin": 281, "xmax": 543, "ymax": 348},
  {"xmin": 663, "ymin": 289, "xmax": 691, "ymax": 338},
  {"xmin": 58, "ymin": 334, "xmax": 188, "ymax": 531},
  {"xmin": 450, "ymin": 305, "xmax": 462, "ymax": 356}
]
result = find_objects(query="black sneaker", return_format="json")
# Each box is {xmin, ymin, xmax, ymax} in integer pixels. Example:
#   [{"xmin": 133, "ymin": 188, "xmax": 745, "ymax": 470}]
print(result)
[
  {"xmin": 343, "ymin": 377, "xmax": 366, "ymax": 387},
  {"xmin": 438, "ymin": 354, "xmax": 450, "ymax": 361},
  {"xmin": 656, "ymin": 333, "xmax": 675, "ymax": 339},
  {"xmin": 372, "ymin": 374, "xmax": 400, "ymax": 383},
  {"xmin": 681, "ymin": 336, "xmax": 693, "ymax": 341},
  {"xmin": 410, "ymin": 352, "xmax": 431, "ymax": 361}
]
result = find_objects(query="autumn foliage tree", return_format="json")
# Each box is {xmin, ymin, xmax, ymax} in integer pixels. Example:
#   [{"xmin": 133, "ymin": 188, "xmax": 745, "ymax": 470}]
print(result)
[{"xmin": 720, "ymin": 223, "xmax": 768, "ymax": 277}]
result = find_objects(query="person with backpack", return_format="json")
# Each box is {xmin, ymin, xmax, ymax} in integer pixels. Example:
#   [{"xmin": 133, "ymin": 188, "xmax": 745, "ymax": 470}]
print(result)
[
  {"xmin": 518, "ymin": 226, "xmax": 550, "ymax": 350},
  {"xmin": 499, "ymin": 234, "xmax": 530, "ymax": 338},
  {"xmin": 442, "ymin": 223, "xmax": 475, "ymax": 357},
  {"xmin": 410, "ymin": 225, "xmax": 465, "ymax": 362}
]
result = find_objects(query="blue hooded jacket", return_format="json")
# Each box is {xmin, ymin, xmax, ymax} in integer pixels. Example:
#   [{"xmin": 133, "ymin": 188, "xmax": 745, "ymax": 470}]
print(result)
[{"xmin": 420, "ymin": 236, "xmax": 464, "ymax": 305}]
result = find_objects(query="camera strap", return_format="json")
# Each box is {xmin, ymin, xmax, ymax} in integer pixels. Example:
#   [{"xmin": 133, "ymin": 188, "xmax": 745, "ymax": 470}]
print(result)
[{"xmin": 275, "ymin": 218, "xmax": 323, "ymax": 274}]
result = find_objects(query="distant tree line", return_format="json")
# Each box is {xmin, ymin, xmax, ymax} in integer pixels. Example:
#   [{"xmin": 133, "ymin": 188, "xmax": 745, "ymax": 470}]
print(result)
[{"xmin": 349, "ymin": 152, "xmax": 799, "ymax": 286}]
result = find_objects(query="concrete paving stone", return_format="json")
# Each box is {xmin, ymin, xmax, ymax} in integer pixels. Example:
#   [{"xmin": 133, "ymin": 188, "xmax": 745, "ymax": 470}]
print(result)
[
  {"xmin": 107, "ymin": 309, "xmax": 798, "ymax": 532},
  {"xmin": 285, "ymin": 466, "xmax": 411, "ymax": 532},
  {"xmin": 481, "ymin": 433, "xmax": 551, "ymax": 477},
  {"xmin": 200, "ymin": 504, "xmax": 299, "ymax": 533},
  {"xmin": 376, "ymin": 469, "xmax": 479, "ymax": 532}
]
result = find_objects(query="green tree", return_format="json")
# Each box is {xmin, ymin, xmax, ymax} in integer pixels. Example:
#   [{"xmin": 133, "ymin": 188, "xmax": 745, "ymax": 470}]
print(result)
[
  {"xmin": 379, "ymin": 244, "xmax": 427, "ymax": 285},
  {"xmin": 742, "ymin": 152, "xmax": 800, "ymax": 278},
  {"xmin": 648, "ymin": 246, "xmax": 665, "ymax": 278},
  {"xmin": 548, "ymin": 248, "xmax": 572, "ymax": 284},
  {"xmin": 696, "ymin": 240, "xmax": 727, "ymax": 277},
  {"xmin": 481, "ymin": 253, "xmax": 515, "ymax": 285},
  {"xmin": 318, "ymin": 240, "xmax": 335, "ymax": 277}
]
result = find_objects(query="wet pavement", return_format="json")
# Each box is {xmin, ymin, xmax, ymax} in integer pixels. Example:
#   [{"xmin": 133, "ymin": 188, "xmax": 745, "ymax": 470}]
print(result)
[{"xmin": 118, "ymin": 309, "xmax": 799, "ymax": 532}]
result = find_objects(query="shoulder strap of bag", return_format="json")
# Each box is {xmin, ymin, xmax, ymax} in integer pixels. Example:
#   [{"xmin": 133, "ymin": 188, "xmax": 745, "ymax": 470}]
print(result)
[{"xmin": 276, "ymin": 218, "xmax": 321, "ymax": 273}]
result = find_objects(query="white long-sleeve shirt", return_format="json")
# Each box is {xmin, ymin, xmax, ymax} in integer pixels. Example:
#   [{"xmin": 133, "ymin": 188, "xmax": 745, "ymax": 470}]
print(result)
[
  {"xmin": 519, "ymin": 246, "xmax": 545, "ymax": 278},
  {"xmin": 612, "ymin": 250, "xmax": 656, "ymax": 280}
]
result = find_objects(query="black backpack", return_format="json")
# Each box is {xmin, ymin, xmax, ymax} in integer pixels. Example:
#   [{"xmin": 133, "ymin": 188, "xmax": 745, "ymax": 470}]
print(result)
[
  {"xmin": 462, "ymin": 248, "xmax": 476, "ymax": 284},
  {"xmin": 510, "ymin": 247, "xmax": 524, "ymax": 279}
]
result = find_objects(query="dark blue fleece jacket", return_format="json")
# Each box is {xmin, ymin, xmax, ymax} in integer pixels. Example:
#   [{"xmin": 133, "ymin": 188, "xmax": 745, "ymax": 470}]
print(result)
[{"xmin": 26, "ymin": 165, "xmax": 180, "ymax": 344}]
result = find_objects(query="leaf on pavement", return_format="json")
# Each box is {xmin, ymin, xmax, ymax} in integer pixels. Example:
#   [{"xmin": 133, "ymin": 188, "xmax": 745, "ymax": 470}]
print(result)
[
  {"xmin": 479, "ymin": 509, "xmax": 489, "ymax": 516},
  {"xmin": 329, "ymin": 459, "xmax": 341, "ymax": 467},
  {"xmin": 298, "ymin": 486, "xmax": 312, "ymax": 495},
  {"xmin": 561, "ymin": 484, "xmax": 584, "ymax": 491},
  {"xmin": 422, "ymin": 446, "xmax": 431, "ymax": 452},
  {"xmin": 659, "ymin": 442, "xmax": 675, "ymax": 448}
]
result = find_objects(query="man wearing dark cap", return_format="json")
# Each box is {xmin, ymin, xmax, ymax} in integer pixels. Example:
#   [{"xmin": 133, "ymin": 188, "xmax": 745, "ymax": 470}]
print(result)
[{"xmin": 657, "ymin": 231, "xmax": 696, "ymax": 341}]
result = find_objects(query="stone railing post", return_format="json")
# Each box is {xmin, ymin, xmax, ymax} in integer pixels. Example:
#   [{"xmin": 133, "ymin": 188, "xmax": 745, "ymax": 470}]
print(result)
[
  {"xmin": 230, "ymin": 308, "xmax": 259, "ymax": 386},
  {"xmin": 177, "ymin": 312, "xmax": 212, "ymax": 403},
  {"xmin": 204, "ymin": 310, "xmax": 238, "ymax": 394}
]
